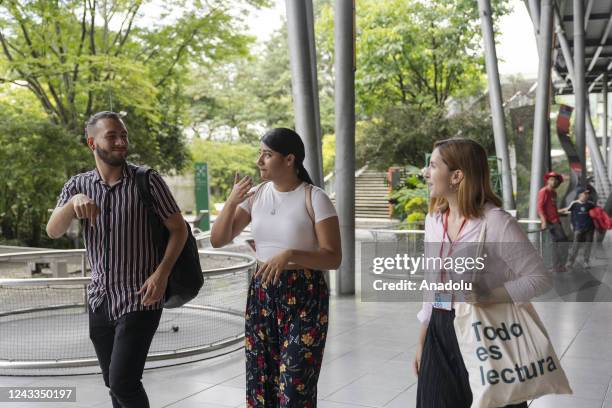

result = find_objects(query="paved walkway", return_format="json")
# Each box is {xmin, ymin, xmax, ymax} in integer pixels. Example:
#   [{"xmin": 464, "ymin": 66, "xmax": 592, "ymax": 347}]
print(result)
[
  {"xmin": 1, "ymin": 242, "xmax": 611, "ymax": 407},
  {"xmin": 1, "ymin": 296, "xmax": 612, "ymax": 407}
]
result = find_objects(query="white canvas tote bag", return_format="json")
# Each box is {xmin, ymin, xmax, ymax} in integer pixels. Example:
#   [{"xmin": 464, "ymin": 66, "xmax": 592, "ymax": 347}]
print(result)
[{"xmin": 453, "ymin": 217, "xmax": 572, "ymax": 407}]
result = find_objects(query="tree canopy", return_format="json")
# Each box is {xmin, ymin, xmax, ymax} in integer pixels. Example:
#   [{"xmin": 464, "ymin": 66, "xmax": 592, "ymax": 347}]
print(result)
[
  {"xmin": 0, "ymin": 0, "xmax": 267, "ymax": 246},
  {"xmin": 316, "ymin": 0, "xmax": 511, "ymax": 169},
  {"xmin": 0, "ymin": 0, "xmax": 268, "ymax": 171}
]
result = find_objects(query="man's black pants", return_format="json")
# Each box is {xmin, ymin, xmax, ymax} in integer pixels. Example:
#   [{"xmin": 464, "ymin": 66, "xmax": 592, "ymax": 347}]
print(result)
[{"xmin": 89, "ymin": 299, "xmax": 162, "ymax": 408}]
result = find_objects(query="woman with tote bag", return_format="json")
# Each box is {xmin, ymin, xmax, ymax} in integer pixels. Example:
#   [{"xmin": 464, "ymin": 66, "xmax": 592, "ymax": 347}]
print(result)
[
  {"xmin": 211, "ymin": 128, "xmax": 342, "ymax": 408},
  {"xmin": 413, "ymin": 138, "xmax": 569, "ymax": 408}
]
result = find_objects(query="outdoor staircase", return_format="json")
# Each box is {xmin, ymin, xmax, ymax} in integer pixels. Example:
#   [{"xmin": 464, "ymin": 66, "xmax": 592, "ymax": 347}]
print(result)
[
  {"xmin": 328, "ymin": 168, "xmax": 390, "ymax": 219},
  {"xmin": 355, "ymin": 169, "xmax": 390, "ymax": 219}
]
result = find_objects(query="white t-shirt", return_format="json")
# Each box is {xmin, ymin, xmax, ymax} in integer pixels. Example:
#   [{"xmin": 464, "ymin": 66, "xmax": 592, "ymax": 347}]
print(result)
[{"xmin": 238, "ymin": 182, "xmax": 337, "ymax": 261}]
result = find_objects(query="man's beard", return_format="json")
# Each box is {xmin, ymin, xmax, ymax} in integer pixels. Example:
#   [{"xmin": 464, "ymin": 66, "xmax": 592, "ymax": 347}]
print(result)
[{"xmin": 95, "ymin": 146, "xmax": 127, "ymax": 167}]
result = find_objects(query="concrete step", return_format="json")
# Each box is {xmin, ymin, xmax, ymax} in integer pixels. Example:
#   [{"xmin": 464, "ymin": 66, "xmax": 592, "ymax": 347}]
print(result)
[
  {"xmin": 355, "ymin": 213, "xmax": 389, "ymax": 219},
  {"xmin": 347, "ymin": 169, "xmax": 390, "ymax": 219},
  {"xmin": 355, "ymin": 202, "xmax": 389, "ymax": 207},
  {"xmin": 355, "ymin": 205, "xmax": 388, "ymax": 209},
  {"xmin": 355, "ymin": 192, "xmax": 388, "ymax": 196},
  {"xmin": 355, "ymin": 207, "xmax": 389, "ymax": 213},
  {"xmin": 355, "ymin": 203, "xmax": 388, "ymax": 207},
  {"xmin": 354, "ymin": 189, "xmax": 389, "ymax": 193},
  {"xmin": 360, "ymin": 172, "xmax": 387, "ymax": 177},
  {"xmin": 354, "ymin": 195, "xmax": 389, "ymax": 199}
]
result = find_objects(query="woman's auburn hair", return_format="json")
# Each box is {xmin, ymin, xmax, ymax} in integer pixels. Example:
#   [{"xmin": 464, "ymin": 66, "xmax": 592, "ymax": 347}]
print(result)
[{"xmin": 428, "ymin": 137, "xmax": 502, "ymax": 219}]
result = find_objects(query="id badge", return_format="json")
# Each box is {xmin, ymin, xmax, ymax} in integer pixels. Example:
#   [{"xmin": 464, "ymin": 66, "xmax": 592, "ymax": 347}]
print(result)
[{"xmin": 433, "ymin": 292, "xmax": 453, "ymax": 311}]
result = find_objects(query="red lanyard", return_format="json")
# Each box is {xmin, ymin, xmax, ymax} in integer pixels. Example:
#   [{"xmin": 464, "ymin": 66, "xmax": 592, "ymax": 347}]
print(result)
[{"xmin": 439, "ymin": 210, "xmax": 467, "ymax": 283}]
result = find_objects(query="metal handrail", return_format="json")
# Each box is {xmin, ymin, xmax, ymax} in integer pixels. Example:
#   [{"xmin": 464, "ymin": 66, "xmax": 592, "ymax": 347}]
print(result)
[
  {"xmin": 366, "ymin": 218, "xmax": 547, "ymax": 234},
  {"xmin": 0, "ymin": 304, "xmax": 246, "ymax": 369},
  {"xmin": 0, "ymin": 248, "xmax": 255, "ymax": 372},
  {"xmin": 0, "ymin": 250, "xmax": 256, "ymax": 286},
  {"xmin": 369, "ymin": 229, "xmax": 425, "ymax": 235},
  {"xmin": 363, "ymin": 218, "xmax": 546, "ymax": 256}
]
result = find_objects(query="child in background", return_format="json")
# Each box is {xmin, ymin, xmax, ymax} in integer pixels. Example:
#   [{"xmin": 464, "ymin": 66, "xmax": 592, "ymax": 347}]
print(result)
[{"xmin": 560, "ymin": 186, "xmax": 595, "ymax": 268}]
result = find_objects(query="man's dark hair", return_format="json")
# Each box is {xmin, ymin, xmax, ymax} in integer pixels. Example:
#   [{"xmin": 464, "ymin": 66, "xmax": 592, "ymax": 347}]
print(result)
[{"xmin": 85, "ymin": 111, "xmax": 124, "ymax": 138}]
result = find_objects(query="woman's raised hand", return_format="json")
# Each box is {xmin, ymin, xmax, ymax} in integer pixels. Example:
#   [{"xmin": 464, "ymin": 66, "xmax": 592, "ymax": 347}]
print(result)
[{"xmin": 227, "ymin": 173, "xmax": 253, "ymax": 206}]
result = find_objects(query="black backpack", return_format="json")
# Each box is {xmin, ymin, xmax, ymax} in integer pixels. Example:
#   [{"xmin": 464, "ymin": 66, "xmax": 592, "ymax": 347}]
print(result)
[{"xmin": 135, "ymin": 166, "xmax": 203, "ymax": 308}]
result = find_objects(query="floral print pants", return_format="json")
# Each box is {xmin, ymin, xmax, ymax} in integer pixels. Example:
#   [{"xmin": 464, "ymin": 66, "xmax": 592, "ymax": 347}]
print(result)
[{"xmin": 245, "ymin": 268, "xmax": 329, "ymax": 408}]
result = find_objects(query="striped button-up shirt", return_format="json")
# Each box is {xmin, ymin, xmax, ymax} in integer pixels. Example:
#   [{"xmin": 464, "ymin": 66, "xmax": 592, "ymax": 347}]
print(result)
[{"xmin": 56, "ymin": 163, "xmax": 181, "ymax": 320}]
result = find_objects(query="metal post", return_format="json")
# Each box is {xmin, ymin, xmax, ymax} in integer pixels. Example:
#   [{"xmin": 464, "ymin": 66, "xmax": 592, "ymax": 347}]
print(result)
[
  {"xmin": 528, "ymin": 0, "xmax": 554, "ymax": 225},
  {"xmin": 604, "ymin": 71, "xmax": 609, "ymax": 170},
  {"xmin": 286, "ymin": 0, "xmax": 323, "ymax": 187},
  {"xmin": 574, "ymin": 0, "xmax": 587, "ymax": 184},
  {"xmin": 609, "ymin": 77, "xmax": 612, "ymax": 180},
  {"xmin": 587, "ymin": 106, "xmax": 611, "ymax": 196},
  {"xmin": 527, "ymin": 0, "xmax": 541, "ymax": 54},
  {"xmin": 334, "ymin": 0, "xmax": 355, "ymax": 295},
  {"xmin": 478, "ymin": 0, "xmax": 515, "ymax": 210},
  {"xmin": 554, "ymin": 8, "xmax": 575, "ymax": 80},
  {"xmin": 305, "ymin": 0, "xmax": 325, "ymax": 185},
  {"xmin": 554, "ymin": 6, "xmax": 612, "ymax": 194}
]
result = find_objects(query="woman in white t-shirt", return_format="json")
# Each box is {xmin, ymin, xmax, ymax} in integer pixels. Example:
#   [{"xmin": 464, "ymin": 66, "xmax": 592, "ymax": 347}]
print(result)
[{"xmin": 211, "ymin": 128, "xmax": 341, "ymax": 408}]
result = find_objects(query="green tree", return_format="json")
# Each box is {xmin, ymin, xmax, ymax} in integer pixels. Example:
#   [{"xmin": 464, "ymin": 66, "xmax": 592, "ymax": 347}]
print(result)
[
  {"xmin": 188, "ymin": 22, "xmax": 297, "ymax": 144},
  {"xmin": 351, "ymin": 0, "xmax": 508, "ymax": 115},
  {"xmin": 322, "ymin": 133, "xmax": 335, "ymax": 176},
  {"xmin": 317, "ymin": 0, "xmax": 510, "ymax": 171},
  {"xmin": 188, "ymin": 15, "xmax": 338, "ymax": 144},
  {"xmin": 250, "ymin": 24, "xmax": 296, "ymax": 131},
  {"xmin": 356, "ymin": 105, "xmax": 440, "ymax": 169},
  {"xmin": 0, "ymin": 88, "xmax": 83, "ymax": 247},
  {"xmin": 355, "ymin": 102, "xmax": 501, "ymax": 171},
  {"xmin": 188, "ymin": 57, "xmax": 263, "ymax": 143},
  {"xmin": 388, "ymin": 170, "xmax": 429, "ymax": 227},
  {"xmin": 0, "ymin": 0, "xmax": 268, "ymax": 171},
  {"xmin": 189, "ymin": 139, "xmax": 259, "ymax": 204}
]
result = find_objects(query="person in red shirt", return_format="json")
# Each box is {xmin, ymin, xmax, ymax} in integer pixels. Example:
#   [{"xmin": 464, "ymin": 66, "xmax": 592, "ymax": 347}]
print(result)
[{"xmin": 537, "ymin": 171, "xmax": 568, "ymax": 272}]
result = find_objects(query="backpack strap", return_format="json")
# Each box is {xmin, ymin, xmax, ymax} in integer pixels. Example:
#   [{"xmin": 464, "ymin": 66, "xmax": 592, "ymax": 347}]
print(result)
[
  {"xmin": 135, "ymin": 166, "xmax": 155, "ymax": 213},
  {"xmin": 304, "ymin": 184, "xmax": 315, "ymax": 225}
]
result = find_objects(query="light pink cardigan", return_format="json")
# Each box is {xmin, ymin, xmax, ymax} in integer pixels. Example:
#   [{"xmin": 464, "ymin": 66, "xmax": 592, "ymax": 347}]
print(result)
[{"xmin": 417, "ymin": 203, "xmax": 552, "ymax": 324}]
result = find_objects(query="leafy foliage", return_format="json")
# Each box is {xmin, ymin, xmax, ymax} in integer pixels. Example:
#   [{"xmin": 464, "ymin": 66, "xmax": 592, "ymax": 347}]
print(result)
[
  {"xmin": 0, "ymin": 0, "xmax": 267, "ymax": 245},
  {"xmin": 322, "ymin": 133, "xmax": 335, "ymax": 176},
  {"xmin": 0, "ymin": 0, "xmax": 266, "ymax": 171},
  {"xmin": 0, "ymin": 89, "xmax": 85, "ymax": 247},
  {"xmin": 189, "ymin": 139, "xmax": 259, "ymax": 204},
  {"xmin": 318, "ymin": 0, "xmax": 510, "ymax": 171},
  {"xmin": 388, "ymin": 170, "xmax": 430, "ymax": 228}
]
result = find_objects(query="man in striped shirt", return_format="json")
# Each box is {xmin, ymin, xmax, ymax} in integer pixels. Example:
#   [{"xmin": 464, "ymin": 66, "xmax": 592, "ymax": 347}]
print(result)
[{"xmin": 46, "ymin": 111, "xmax": 187, "ymax": 408}]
